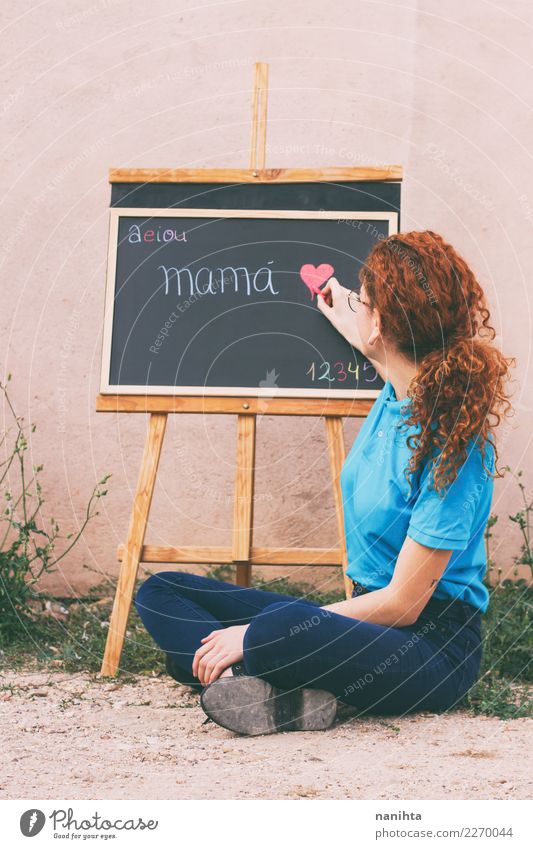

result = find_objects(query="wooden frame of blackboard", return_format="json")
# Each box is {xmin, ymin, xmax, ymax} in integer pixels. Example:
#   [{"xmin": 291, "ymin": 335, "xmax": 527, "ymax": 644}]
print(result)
[
  {"xmin": 100, "ymin": 206, "xmax": 398, "ymax": 399},
  {"xmin": 108, "ymin": 166, "xmax": 402, "ymax": 183}
]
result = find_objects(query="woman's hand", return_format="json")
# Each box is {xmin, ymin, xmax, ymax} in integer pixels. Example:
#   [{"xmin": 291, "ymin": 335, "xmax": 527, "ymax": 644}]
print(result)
[
  {"xmin": 316, "ymin": 277, "xmax": 364, "ymax": 349},
  {"xmin": 192, "ymin": 624, "xmax": 250, "ymax": 686}
]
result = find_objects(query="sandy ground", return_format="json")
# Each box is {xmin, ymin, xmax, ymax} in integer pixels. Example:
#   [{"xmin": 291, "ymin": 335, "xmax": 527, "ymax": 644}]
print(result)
[{"xmin": 0, "ymin": 669, "xmax": 530, "ymax": 800}]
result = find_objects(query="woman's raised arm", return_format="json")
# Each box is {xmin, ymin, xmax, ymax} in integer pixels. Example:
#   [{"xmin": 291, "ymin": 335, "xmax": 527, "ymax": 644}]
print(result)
[{"xmin": 317, "ymin": 277, "xmax": 388, "ymax": 383}]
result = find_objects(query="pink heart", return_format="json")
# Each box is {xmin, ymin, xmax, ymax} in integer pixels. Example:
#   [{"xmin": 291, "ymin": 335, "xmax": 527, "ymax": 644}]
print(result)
[{"xmin": 300, "ymin": 263, "xmax": 334, "ymax": 299}]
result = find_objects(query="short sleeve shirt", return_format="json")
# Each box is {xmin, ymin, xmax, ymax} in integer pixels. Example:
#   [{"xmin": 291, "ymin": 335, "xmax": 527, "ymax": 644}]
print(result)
[{"xmin": 340, "ymin": 379, "xmax": 495, "ymax": 612}]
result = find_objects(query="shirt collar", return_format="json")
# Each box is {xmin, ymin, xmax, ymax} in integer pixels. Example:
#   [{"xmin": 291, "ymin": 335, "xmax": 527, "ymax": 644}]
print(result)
[{"xmin": 382, "ymin": 379, "xmax": 412, "ymax": 413}]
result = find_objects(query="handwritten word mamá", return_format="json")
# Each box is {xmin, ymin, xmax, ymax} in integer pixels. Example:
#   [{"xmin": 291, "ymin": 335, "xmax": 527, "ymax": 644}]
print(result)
[
  {"xmin": 306, "ymin": 360, "xmax": 378, "ymax": 383},
  {"xmin": 128, "ymin": 224, "xmax": 187, "ymax": 244},
  {"xmin": 157, "ymin": 262, "xmax": 279, "ymax": 298}
]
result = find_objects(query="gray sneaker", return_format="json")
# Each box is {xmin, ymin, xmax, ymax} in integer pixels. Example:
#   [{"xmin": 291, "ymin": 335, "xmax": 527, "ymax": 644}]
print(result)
[{"xmin": 200, "ymin": 674, "xmax": 338, "ymax": 736}]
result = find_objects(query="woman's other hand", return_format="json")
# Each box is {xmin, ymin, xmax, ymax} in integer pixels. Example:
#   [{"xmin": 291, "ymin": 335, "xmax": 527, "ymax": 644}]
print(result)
[
  {"xmin": 316, "ymin": 277, "xmax": 364, "ymax": 350},
  {"xmin": 192, "ymin": 623, "xmax": 250, "ymax": 686}
]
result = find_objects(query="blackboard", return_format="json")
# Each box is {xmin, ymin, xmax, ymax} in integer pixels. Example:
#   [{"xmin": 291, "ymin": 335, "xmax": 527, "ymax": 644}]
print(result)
[{"xmin": 101, "ymin": 181, "xmax": 400, "ymax": 398}]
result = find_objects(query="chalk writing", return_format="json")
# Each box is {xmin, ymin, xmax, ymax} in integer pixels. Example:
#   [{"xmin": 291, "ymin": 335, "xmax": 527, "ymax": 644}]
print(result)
[
  {"xmin": 305, "ymin": 360, "xmax": 379, "ymax": 383},
  {"xmin": 128, "ymin": 224, "xmax": 187, "ymax": 244},
  {"xmin": 157, "ymin": 261, "xmax": 279, "ymax": 298}
]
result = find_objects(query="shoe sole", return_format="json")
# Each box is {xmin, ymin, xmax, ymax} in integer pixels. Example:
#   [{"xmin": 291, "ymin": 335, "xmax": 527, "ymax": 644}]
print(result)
[{"xmin": 200, "ymin": 675, "xmax": 337, "ymax": 736}]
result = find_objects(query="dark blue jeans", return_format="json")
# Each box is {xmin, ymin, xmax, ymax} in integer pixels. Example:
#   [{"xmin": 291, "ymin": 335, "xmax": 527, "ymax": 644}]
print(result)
[{"xmin": 134, "ymin": 570, "xmax": 483, "ymax": 715}]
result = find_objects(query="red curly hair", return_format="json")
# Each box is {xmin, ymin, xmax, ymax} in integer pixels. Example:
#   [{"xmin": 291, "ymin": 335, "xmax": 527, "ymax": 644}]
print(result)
[{"xmin": 358, "ymin": 230, "xmax": 515, "ymax": 495}]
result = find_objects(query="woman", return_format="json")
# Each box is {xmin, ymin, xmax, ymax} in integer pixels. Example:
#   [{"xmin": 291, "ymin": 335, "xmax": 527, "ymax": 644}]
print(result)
[{"xmin": 135, "ymin": 230, "xmax": 514, "ymax": 737}]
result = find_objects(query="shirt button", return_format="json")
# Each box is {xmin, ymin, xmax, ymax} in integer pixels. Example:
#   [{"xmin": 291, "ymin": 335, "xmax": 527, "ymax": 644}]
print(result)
[{"xmin": 377, "ymin": 429, "xmax": 383, "ymax": 437}]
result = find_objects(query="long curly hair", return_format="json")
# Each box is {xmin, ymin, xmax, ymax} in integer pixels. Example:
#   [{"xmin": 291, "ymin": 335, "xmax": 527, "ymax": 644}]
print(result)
[{"xmin": 358, "ymin": 230, "xmax": 515, "ymax": 495}]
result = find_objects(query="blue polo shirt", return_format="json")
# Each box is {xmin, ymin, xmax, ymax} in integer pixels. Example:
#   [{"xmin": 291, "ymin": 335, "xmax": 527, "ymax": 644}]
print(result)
[{"xmin": 340, "ymin": 379, "xmax": 495, "ymax": 612}]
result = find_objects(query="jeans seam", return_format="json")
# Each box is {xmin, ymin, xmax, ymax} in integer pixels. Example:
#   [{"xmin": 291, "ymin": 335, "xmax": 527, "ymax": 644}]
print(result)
[
  {"xmin": 165, "ymin": 575, "xmax": 305, "ymax": 617},
  {"xmin": 455, "ymin": 638, "xmax": 472, "ymax": 695},
  {"xmin": 147, "ymin": 581, "xmax": 298, "ymax": 619},
  {"xmin": 136, "ymin": 590, "xmax": 219, "ymax": 624}
]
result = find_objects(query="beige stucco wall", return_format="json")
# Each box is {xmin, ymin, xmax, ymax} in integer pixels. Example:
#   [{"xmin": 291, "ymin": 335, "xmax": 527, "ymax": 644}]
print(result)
[{"xmin": 1, "ymin": 0, "xmax": 531, "ymax": 596}]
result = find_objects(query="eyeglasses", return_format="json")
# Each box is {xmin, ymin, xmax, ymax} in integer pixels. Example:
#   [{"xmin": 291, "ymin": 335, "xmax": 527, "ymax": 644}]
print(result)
[{"xmin": 348, "ymin": 289, "xmax": 371, "ymax": 312}]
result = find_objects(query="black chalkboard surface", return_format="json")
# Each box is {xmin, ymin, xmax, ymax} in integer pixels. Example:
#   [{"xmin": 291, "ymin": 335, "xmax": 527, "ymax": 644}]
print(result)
[{"xmin": 101, "ymin": 183, "xmax": 399, "ymax": 398}]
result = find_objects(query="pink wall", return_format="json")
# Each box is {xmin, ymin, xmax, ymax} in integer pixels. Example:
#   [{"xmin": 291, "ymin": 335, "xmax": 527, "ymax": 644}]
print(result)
[{"xmin": 1, "ymin": 0, "xmax": 531, "ymax": 595}]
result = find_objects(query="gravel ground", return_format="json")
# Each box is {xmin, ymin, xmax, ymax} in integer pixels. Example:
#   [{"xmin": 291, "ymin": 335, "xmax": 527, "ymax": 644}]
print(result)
[{"xmin": 0, "ymin": 669, "xmax": 530, "ymax": 800}]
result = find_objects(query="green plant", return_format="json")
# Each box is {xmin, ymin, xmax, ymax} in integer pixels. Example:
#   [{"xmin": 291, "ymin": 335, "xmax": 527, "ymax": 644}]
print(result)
[
  {"xmin": 466, "ymin": 676, "xmax": 531, "ymax": 719},
  {"xmin": 465, "ymin": 578, "xmax": 532, "ymax": 717},
  {"xmin": 484, "ymin": 513, "xmax": 498, "ymax": 583},
  {"xmin": 481, "ymin": 579, "xmax": 532, "ymax": 682},
  {"xmin": 0, "ymin": 375, "xmax": 110, "ymax": 645},
  {"xmin": 504, "ymin": 466, "xmax": 533, "ymax": 577},
  {"xmin": 464, "ymin": 470, "xmax": 533, "ymax": 718}
]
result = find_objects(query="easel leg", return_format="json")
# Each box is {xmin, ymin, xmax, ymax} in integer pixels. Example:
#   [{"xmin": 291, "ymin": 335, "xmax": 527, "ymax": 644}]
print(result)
[
  {"xmin": 228, "ymin": 61, "xmax": 266, "ymax": 589},
  {"xmin": 100, "ymin": 412, "xmax": 168, "ymax": 676},
  {"xmin": 325, "ymin": 416, "xmax": 352, "ymax": 600},
  {"xmin": 249, "ymin": 62, "xmax": 268, "ymax": 171},
  {"xmin": 232, "ymin": 413, "xmax": 256, "ymax": 587}
]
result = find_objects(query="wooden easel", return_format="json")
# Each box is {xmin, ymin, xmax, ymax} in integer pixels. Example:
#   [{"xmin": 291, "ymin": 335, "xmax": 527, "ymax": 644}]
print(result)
[{"xmin": 99, "ymin": 63, "xmax": 400, "ymax": 676}]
